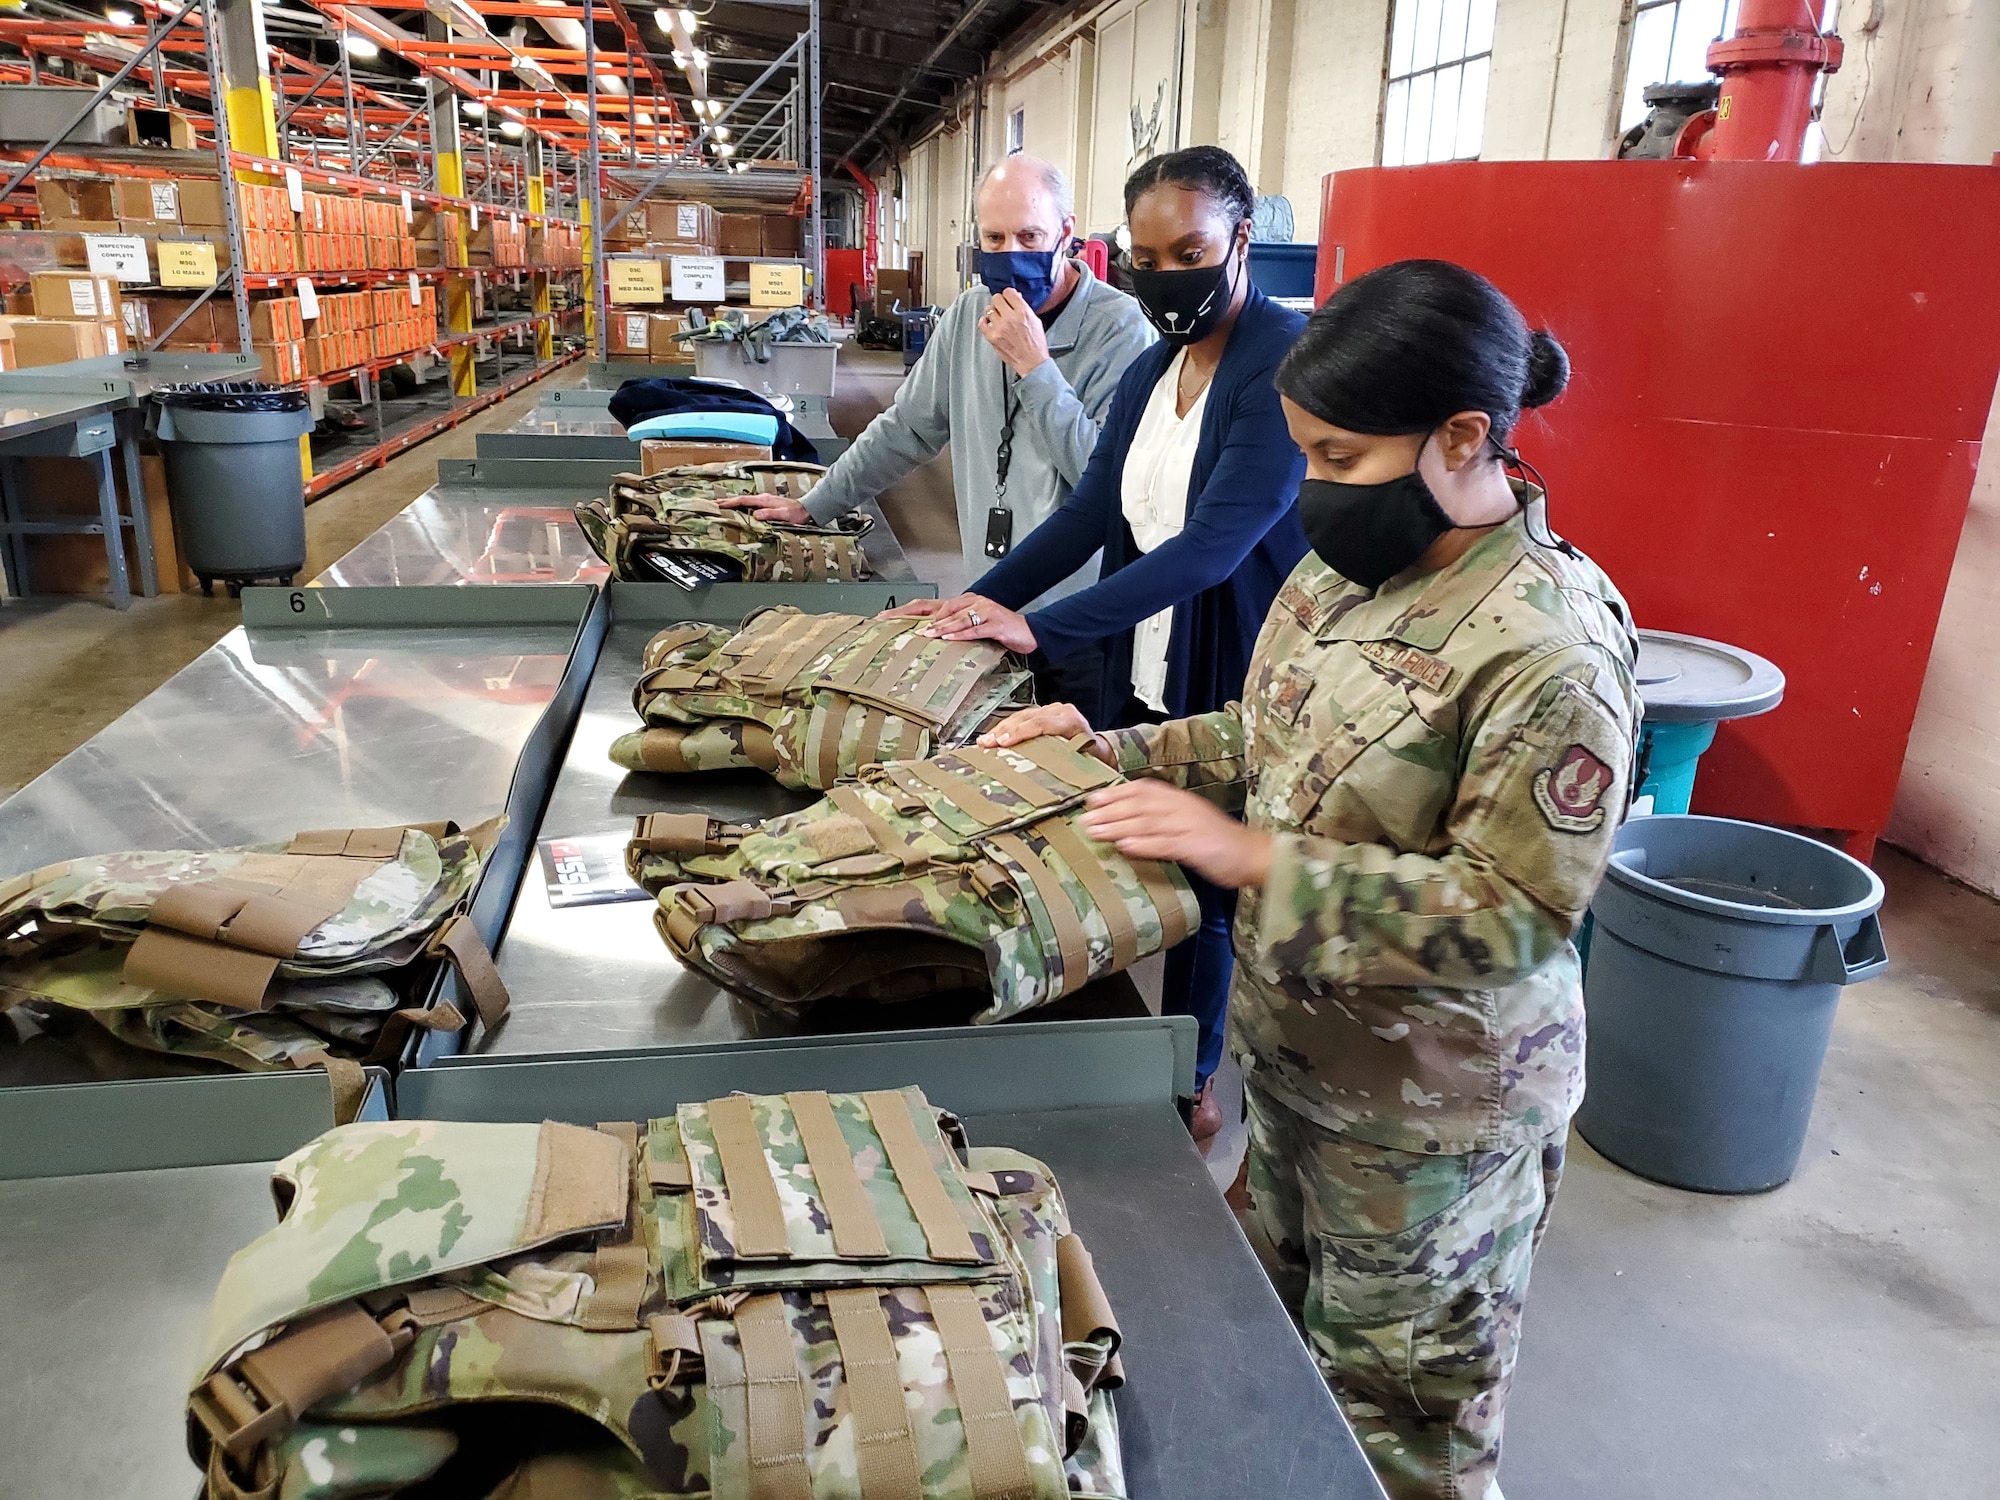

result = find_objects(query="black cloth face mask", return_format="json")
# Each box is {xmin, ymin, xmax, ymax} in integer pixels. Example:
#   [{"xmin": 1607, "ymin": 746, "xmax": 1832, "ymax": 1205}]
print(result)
[
  {"xmin": 1128, "ymin": 247, "xmax": 1239, "ymax": 346},
  {"xmin": 1296, "ymin": 440, "xmax": 1462, "ymax": 590}
]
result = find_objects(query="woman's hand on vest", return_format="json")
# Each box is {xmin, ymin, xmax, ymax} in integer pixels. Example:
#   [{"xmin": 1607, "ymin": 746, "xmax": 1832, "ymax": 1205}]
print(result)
[
  {"xmin": 717, "ymin": 493, "xmax": 812, "ymax": 524},
  {"xmin": 920, "ymin": 594, "xmax": 1037, "ymax": 653},
  {"xmin": 1081, "ymin": 781, "xmax": 1274, "ymax": 891},
  {"xmin": 878, "ymin": 597, "xmax": 949, "ymax": 619},
  {"xmin": 978, "ymin": 703, "xmax": 1112, "ymax": 764}
]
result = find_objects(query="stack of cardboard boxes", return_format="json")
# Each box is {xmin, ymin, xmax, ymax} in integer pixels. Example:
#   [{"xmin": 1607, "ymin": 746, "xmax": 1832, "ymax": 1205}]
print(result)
[
  {"xmin": 413, "ymin": 209, "xmax": 469, "ymax": 268},
  {"xmin": 608, "ymin": 308, "xmax": 691, "ymax": 359},
  {"xmin": 603, "ymin": 198, "xmax": 719, "ymax": 256},
  {"xmin": 0, "ymin": 270, "xmax": 130, "ymax": 365},
  {"xmin": 295, "ymin": 191, "xmax": 419, "ymax": 271},
  {"xmin": 122, "ymin": 284, "xmax": 440, "ymax": 384},
  {"xmin": 36, "ymin": 174, "xmax": 232, "ymax": 273},
  {"xmin": 528, "ymin": 221, "xmax": 583, "ymax": 267},
  {"xmin": 469, "ymin": 216, "xmax": 527, "ymax": 267}
]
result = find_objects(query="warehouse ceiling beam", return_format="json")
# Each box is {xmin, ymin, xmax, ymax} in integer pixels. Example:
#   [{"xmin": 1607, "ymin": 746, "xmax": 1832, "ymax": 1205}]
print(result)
[{"xmin": 838, "ymin": 0, "xmax": 1006, "ymax": 169}]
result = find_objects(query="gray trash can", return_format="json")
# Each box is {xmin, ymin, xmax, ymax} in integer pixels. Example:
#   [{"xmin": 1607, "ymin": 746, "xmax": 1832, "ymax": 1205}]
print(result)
[
  {"xmin": 151, "ymin": 383, "xmax": 313, "ymax": 597},
  {"xmin": 1576, "ymin": 815, "xmax": 1887, "ymax": 1193}
]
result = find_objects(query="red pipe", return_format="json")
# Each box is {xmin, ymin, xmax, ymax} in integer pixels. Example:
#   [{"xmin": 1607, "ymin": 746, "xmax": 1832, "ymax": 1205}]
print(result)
[
  {"xmin": 841, "ymin": 160, "xmax": 878, "ymax": 306},
  {"xmin": 1704, "ymin": 0, "xmax": 1844, "ymax": 161}
]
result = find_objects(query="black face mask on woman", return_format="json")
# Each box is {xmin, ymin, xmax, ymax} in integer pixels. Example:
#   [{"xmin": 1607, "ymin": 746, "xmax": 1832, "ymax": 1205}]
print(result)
[
  {"xmin": 1128, "ymin": 243, "xmax": 1240, "ymax": 346},
  {"xmin": 1296, "ymin": 439, "xmax": 1461, "ymax": 590}
]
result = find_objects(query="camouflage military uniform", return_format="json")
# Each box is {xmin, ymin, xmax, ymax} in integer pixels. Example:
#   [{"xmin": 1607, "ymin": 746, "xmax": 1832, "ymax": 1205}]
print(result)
[
  {"xmin": 189, "ymin": 1088, "xmax": 1127, "ymax": 1498},
  {"xmin": 1104, "ymin": 498, "xmax": 1638, "ymax": 1500},
  {"xmin": 575, "ymin": 461, "xmax": 876, "ymax": 583}
]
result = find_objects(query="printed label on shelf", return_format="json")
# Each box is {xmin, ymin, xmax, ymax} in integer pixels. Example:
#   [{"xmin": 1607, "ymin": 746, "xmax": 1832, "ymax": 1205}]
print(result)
[
  {"xmin": 65, "ymin": 280, "xmax": 97, "ymax": 317},
  {"xmin": 622, "ymin": 313, "xmax": 649, "ymax": 349},
  {"xmin": 749, "ymin": 262, "xmax": 805, "ymax": 308},
  {"xmin": 401, "ymin": 188, "xmax": 413, "ymax": 225},
  {"xmin": 608, "ymin": 258, "xmax": 664, "ymax": 304},
  {"xmin": 285, "ymin": 166, "xmax": 304, "ymax": 214},
  {"xmin": 83, "ymin": 233, "xmax": 150, "ymax": 283},
  {"xmin": 408, "ymin": 272, "xmax": 422, "ymax": 307},
  {"xmin": 669, "ymin": 255, "xmax": 726, "ymax": 302},
  {"xmin": 676, "ymin": 204, "xmax": 699, "ymax": 238},
  {"xmin": 158, "ymin": 241, "xmax": 219, "ymax": 288},
  {"xmin": 470, "ymin": 204, "xmax": 480, "ymax": 229},
  {"xmin": 297, "ymin": 277, "xmax": 320, "ymax": 320},
  {"xmin": 149, "ymin": 181, "xmax": 179, "ymax": 220}
]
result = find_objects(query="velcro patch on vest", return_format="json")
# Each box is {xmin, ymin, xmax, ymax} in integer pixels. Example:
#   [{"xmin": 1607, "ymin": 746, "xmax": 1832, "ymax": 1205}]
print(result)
[
  {"xmin": 804, "ymin": 815, "xmax": 877, "ymax": 863},
  {"xmin": 1276, "ymin": 580, "xmax": 1318, "ymax": 628},
  {"xmin": 1358, "ymin": 640, "xmax": 1456, "ymax": 694}
]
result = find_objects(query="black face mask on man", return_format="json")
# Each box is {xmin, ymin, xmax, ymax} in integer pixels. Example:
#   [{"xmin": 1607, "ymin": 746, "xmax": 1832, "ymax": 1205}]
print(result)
[
  {"xmin": 1295, "ymin": 435, "xmax": 1463, "ymax": 590},
  {"xmin": 1127, "ymin": 238, "xmax": 1241, "ymax": 347}
]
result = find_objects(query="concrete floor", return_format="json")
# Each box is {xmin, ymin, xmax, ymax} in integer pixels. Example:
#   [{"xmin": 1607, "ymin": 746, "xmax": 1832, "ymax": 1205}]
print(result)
[{"xmin": 2, "ymin": 343, "xmax": 1995, "ymax": 1495}]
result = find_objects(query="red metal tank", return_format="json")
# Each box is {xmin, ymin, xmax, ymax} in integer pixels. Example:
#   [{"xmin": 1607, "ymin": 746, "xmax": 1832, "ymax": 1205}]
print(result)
[{"xmin": 1314, "ymin": 160, "xmax": 2000, "ymax": 855}]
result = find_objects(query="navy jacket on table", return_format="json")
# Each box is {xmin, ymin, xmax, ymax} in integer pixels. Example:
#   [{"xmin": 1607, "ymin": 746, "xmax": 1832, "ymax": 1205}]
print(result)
[{"xmin": 974, "ymin": 284, "xmax": 1309, "ymax": 727}]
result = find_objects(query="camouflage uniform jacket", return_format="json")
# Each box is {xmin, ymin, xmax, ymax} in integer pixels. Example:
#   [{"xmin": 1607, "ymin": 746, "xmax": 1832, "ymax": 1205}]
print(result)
[
  {"xmin": 575, "ymin": 461, "xmax": 876, "ymax": 583},
  {"xmin": 189, "ymin": 1088, "xmax": 1127, "ymax": 1499},
  {"xmin": 628, "ymin": 736, "xmax": 1196, "ymax": 1021},
  {"xmin": 611, "ymin": 605, "xmax": 1034, "ymax": 790},
  {"xmin": 1106, "ymin": 499, "xmax": 1640, "ymax": 1154}
]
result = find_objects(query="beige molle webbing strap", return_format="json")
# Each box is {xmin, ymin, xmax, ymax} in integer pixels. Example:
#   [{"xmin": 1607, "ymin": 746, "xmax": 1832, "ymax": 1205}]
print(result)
[
  {"xmin": 425, "ymin": 915, "xmax": 510, "ymax": 1031},
  {"xmin": 784, "ymin": 1091, "xmax": 890, "ymax": 1258},
  {"xmin": 733, "ymin": 1293, "xmax": 813, "ymax": 1500},
  {"xmin": 525, "ymin": 1119, "xmax": 632, "ymax": 1241},
  {"xmin": 859, "ymin": 1090, "xmax": 981, "ymax": 1263},
  {"xmin": 925, "ymin": 1284, "xmax": 1037, "ymax": 1500},
  {"xmin": 648, "ymin": 1312, "xmax": 705, "ymax": 1388},
  {"xmin": 293, "ymin": 1050, "xmax": 369, "ymax": 1125},
  {"xmin": 1016, "ymin": 735, "xmax": 1121, "ymax": 790},
  {"xmin": 899, "ymin": 761, "xmax": 1016, "ymax": 828},
  {"xmin": 192, "ymin": 1302, "xmax": 413, "ymax": 1462},
  {"xmin": 580, "ymin": 1121, "xmax": 650, "ymax": 1331},
  {"xmin": 987, "ymin": 833, "xmax": 1093, "ymax": 997},
  {"xmin": 954, "ymin": 747, "xmax": 1068, "ymax": 811},
  {"xmin": 661, "ymin": 880, "xmax": 777, "ymax": 957},
  {"xmin": 735, "ymin": 612, "xmax": 861, "ymax": 694},
  {"xmin": 707, "ymin": 1094, "xmax": 793, "ymax": 1259},
  {"xmin": 826, "ymin": 787, "xmax": 929, "ymax": 872},
  {"xmin": 1131, "ymin": 858, "xmax": 1192, "ymax": 950},
  {"xmin": 1036, "ymin": 821, "xmax": 1141, "ymax": 973},
  {"xmin": 126, "ymin": 875, "xmax": 363, "ymax": 1011},
  {"xmin": 825, "ymin": 1288, "xmax": 925, "ymax": 1494},
  {"xmin": 1055, "ymin": 1234, "xmax": 1122, "ymax": 1378}
]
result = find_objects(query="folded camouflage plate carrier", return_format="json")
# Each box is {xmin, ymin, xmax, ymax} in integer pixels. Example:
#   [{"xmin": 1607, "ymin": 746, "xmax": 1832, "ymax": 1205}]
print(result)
[
  {"xmin": 611, "ymin": 606, "xmax": 1035, "ymax": 791},
  {"xmin": 0, "ymin": 819, "xmax": 509, "ymax": 1110},
  {"xmin": 627, "ymin": 737, "xmax": 1197, "ymax": 1021},
  {"xmin": 576, "ymin": 461, "xmax": 875, "ymax": 583},
  {"xmin": 189, "ymin": 1087, "xmax": 1127, "ymax": 1499}
]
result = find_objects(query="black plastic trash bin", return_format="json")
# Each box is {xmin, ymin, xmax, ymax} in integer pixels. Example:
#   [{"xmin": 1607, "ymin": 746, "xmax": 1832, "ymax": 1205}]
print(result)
[
  {"xmin": 151, "ymin": 382, "xmax": 313, "ymax": 597},
  {"xmin": 1576, "ymin": 815, "xmax": 1887, "ymax": 1193}
]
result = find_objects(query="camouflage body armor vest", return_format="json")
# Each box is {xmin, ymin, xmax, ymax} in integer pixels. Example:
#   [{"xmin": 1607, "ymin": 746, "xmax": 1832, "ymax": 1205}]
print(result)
[
  {"xmin": 0, "ymin": 819, "xmax": 508, "ymax": 1109},
  {"xmin": 190, "ymin": 1087, "xmax": 1127, "ymax": 1499},
  {"xmin": 611, "ymin": 607, "xmax": 1035, "ymax": 791},
  {"xmin": 627, "ymin": 737, "xmax": 1195, "ymax": 1022},
  {"xmin": 576, "ymin": 462, "xmax": 875, "ymax": 583}
]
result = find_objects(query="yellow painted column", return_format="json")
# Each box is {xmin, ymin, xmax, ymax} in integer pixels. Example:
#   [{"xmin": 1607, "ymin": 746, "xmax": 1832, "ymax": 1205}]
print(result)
[
  {"xmin": 527, "ymin": 137, "xmax": 551, "ymax": 360},
  {"xmin": 580, "ymin": 195, "xmax": 597, "ymax": 353},
  {"xmin": 430, "ymin": 81, "xmax": 476, "ymax": 398}
]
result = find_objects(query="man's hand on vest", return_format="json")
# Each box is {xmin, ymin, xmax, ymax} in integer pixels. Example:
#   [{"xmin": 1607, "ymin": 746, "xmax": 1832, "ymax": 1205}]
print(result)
[
  {"xmin": 979, "ymin": 287, "xmax": 1051, "ymax": 378},
  {"xmin": 717, "ymin": 493, "xmax": 812, "ymax": 524}
]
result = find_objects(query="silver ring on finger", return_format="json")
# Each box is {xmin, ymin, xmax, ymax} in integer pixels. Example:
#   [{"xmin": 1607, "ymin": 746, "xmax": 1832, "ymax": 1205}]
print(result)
[{"xmin": 967, "ymin": 609, "xmax": 983, "ymax": 626}]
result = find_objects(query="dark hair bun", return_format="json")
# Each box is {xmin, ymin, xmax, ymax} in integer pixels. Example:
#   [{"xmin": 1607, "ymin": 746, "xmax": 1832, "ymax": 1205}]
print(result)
[{"xmin": 1522, "ymin": 329, "xmax": 1569, "ymax": 409}]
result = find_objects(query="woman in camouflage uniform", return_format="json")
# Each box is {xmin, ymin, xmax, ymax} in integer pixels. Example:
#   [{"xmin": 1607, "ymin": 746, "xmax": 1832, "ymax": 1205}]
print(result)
[{"xmin": 981, "ymin": 260, "xmax": 1640, "ymax": 1500}]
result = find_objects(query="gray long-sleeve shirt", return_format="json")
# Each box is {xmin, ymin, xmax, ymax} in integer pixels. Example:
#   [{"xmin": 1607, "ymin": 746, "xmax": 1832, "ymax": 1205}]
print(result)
[{"xmin": 805, "ymin": 259, "xmax": 1156, "ymax": 607}]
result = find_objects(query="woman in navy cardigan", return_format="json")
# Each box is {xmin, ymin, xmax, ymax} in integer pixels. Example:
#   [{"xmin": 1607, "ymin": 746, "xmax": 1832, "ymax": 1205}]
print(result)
[{"xmin": 892, "ymin": 147, "xmax": 1307, "ymax": 1143}]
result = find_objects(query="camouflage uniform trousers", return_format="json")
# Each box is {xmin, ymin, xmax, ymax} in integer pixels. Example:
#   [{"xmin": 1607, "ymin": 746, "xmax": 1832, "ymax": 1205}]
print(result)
[{"xmin": 1241, "ymin": 1076, "xmax": 1564, "ymax": 1500}]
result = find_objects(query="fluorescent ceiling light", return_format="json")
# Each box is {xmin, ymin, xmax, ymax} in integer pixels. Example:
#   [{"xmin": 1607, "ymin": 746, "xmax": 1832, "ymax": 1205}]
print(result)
[
  {"xmin": 343, "ymin": 33, "xmax": 379, "ymax": 59},
  {"xmin": 499, "ymin": 119, "xmax": 524, "ymax": 138},
  {"xmin": 654, "ymin": 7, "xmax": 673, "ymax": 30},
  {"xmin": 714, "ymin": 142, "xmax": 733, "ymax": 157},
  {"xmin": 711, "ymin": 126, "xmax": 728, "ymax": 141},
  {"xmin": 678, "ymin": 8, "xmax": 696, "ymax": 30},
  {"xmin": 463, "ymin": 100, "xmax": 488, "ymax": 118},
  {"xmin": 690, "ymin": 48, "xmax": 707, "ymax": 67},
  {"xmin": 671, "ymin": 50, "xmax": 688, "ymax": 68},
  {"xmin": 106, "ymin": 8, "xmax": 134, "ymax": 25}
]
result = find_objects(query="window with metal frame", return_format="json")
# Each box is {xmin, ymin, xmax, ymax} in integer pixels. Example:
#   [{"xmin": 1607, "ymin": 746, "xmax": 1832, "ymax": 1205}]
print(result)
[
  {"xmin": 1382, "ymin": 0, "xmax": 1498, "ymax": 167},
  {"xmin": 1006, "ymin": 107, "xmax": 1025, "ymax": 155}
]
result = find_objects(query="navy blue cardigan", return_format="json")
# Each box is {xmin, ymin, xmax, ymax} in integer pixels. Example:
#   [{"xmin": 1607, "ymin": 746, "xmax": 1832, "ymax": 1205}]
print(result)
[{"xmin": 976, "ymin": 285, "xmax": 1308, "ymax": 726}]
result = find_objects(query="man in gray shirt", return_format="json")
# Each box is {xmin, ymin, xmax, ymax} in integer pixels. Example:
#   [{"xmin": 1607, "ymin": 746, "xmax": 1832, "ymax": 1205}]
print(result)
[{"xmin": 724, "ymin": 154, "xmax": 1153, "ymax": 697}]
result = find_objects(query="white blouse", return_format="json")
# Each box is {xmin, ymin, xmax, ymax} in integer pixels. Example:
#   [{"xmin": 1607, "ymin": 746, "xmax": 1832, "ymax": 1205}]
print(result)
[{"xmin": 1119, "ymin": 347, "xmax": 1211, "ymax": 713}]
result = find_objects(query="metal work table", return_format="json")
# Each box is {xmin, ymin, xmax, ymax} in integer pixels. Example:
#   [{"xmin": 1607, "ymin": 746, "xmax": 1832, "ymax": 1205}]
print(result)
[
  {"xmin": 0, "ymin": 351, "xmax": 260, "ymax": 609},
  {"xmin": 318, "ymin": 454, "xmax": 909, "ymax": 587},
  {"xmin": 0, "ymin": 1033, "xmax": 1381, "ymax": 1500},
  {"xmin": 490, "ymin": 378, "xmax": 850, "ymax": 462},
  {"xmin": 0, "ymin": 586, "xmax": 597, "ymax": 1180}
]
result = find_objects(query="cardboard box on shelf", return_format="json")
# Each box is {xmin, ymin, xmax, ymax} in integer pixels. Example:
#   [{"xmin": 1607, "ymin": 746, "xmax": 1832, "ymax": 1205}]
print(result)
[
  {"xmin": 0, "ymin": 318, "xmax": 15, "ymax": 372},
  {"xmin": 29, "ymin": 271, "xmax": 119, "ymax": 322},
  {"xmin": 253, "ymin": 339, "xmax": 305, "ymax": 384},
  {"xmin": 111, "ymin": 178, "xmax": 180, "ymax": 226},
  {"xmin": 3, "ymin": 317, "xmax": 111, "ymax": 366},
  {"xmin": 718, "ymin": 213, "xmax": 763, "ymax": 256},
  {"xmin": 37, "ymin": 178, "xmax": 116, "ymax": 221},
  {"xmin": 610, "ymin": 309, "xmax": 654, "ymax": 356},
  {"xmin": 126, "ymin": 103, "xmax": 196, "ymax": 149},
  {"xmin": 648, "ymin": 201, "xmax": 718, "ymax": 245},
  {"xmin": 129, "ymin": 294, "xmax": 227, "ymax": 348},
  {"xmin": 19, "ymin": 453, "xmax": 188, "ymax": 596},
  {"xmin": 640, "ymin": 438, "xmax": 772, "ymax": 473},
  {"xmin": 761, "ymin": 214, "xmax": 802, "ymax": 258},
  {"xmin": 176, "ymin": 177, "xmax": 226, "ymax": 226},
  {"xmin": 648, "ymin": 313, "xmax": 697, "ymax": 360},
  {"xmin": 42, "ymin": 219, "xmax": 123, "ymax": 266}
]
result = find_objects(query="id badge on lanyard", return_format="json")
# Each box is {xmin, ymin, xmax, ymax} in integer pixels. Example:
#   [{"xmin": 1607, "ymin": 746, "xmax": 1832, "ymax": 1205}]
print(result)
[{"xmin": 987, "ymin": 384, "xmax": 1021, "ymax": 559}]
